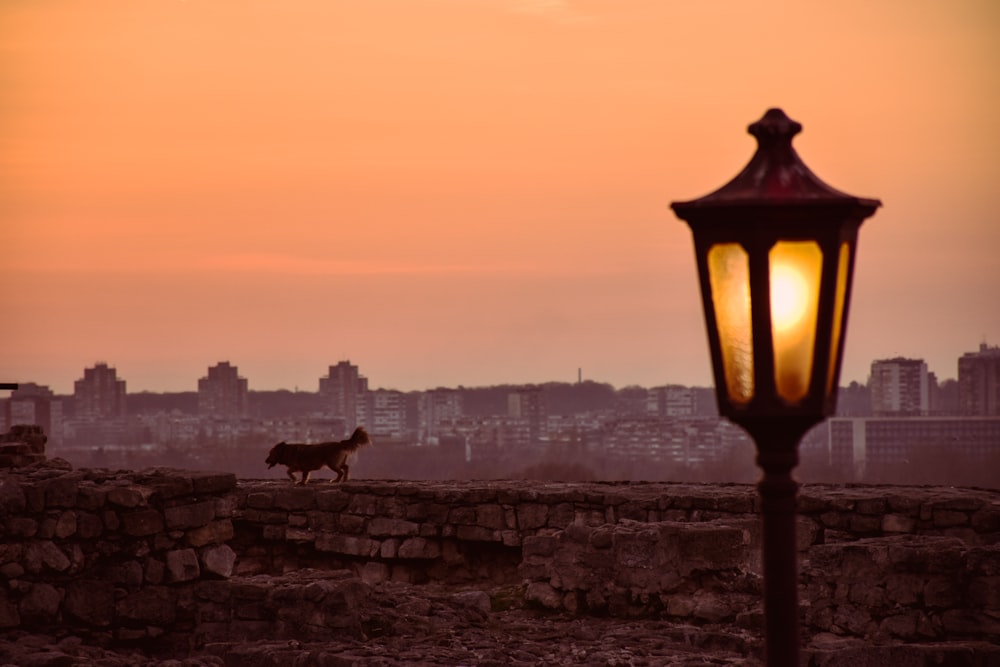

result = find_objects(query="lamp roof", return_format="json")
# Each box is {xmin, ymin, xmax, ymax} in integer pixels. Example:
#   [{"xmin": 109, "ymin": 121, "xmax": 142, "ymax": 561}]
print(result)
[{"xmin": 672, "ymin": 108, "xmax": 881, "ymax": 214}]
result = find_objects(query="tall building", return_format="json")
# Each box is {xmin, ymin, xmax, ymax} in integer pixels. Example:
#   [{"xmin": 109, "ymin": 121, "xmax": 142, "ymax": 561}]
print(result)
[
  {"xmin": 419, "ymin": 389, "xmax": 464, "ymax": 442},
  {"xmin": 197, "ymin": 362, "xmax": 248, "ymax": 418},
  {"xmin": 958, "ymin": 343, "xmax": 1000, "ymax": 416},
  {"xmin": 74, "ymin": 363, "xmax": 127, "ymax": 419},
  {"xmin": 4, "ymin": 383, "xmax": 60, "ymax": 439},
  {"xmin": 359, "ymin": 389, "xmax": 408, "ymax": 440},
  {"xmin": 319, "ymin": 361, "xmax": 367, "ymax": 430},
  {"xmin": 508, "ymin": 386, "xmax": 546, "ymax": 444},
  {"xmin": 869, "ymin": 357, "xmax": 929, "ymax": 417}
]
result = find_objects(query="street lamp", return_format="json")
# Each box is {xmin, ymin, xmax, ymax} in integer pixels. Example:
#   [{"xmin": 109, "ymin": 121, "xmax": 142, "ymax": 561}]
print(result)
[{"xmin": 671, "ymin": 108, "xmax": 880, "ymax": 666}]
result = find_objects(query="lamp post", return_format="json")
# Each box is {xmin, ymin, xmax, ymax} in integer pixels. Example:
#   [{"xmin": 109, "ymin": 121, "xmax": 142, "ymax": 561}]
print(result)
[{"xmin": 671, "ymin": 109, "xmax": 880, "ymax": 666}]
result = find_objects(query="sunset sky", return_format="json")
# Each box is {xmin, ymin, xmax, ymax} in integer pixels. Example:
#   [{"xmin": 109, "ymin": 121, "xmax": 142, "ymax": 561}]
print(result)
[{"xmin": 2, "ymin": 0, "xmax": 998, "ymax": 395}]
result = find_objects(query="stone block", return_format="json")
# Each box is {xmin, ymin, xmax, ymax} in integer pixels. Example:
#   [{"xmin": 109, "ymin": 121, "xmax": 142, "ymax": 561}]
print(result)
[
  {"xmin": 548, "ymin": 503, "xmax": 575, "ymax": 529},
  {"xmin": 475, "ymin": 504, "xmax": 505, "ymax": 530},
  {"xmin": 306, "ymin": 510, "xmax": 338, "ymax": 531},
  {"xmin": 64, "ymin": 580, "xmax": 114, "ymax": 626},
  {"xmin": 190, "ymin": 471, "xmax": 237, "ymax": 495},
  {"xmin": 24, "ymin": 540, "xmax": 70, "ymax": 573},
  {"xmin": 185, "ymin": 519, "xmax": 234, "ymax": 547},
  {"xmin": 380, "ymin": 538, "xmax": 399, "ymax": 558},
  {"xmin": 121, "ymin": 508, "xmax": 164, "ymax": 536},
  {"xmin": 368, "ymin": 517, "xmax": 419, "ymax": 537},
  {"xmin": 106, "ymin": 560, "xmax": 143, "ymax": 587},
  {"xmin": 398, "ymin": 537, "xmax": 441, "ymax": 559},
  {"xmin": 245, "ymin": 492, "xmax": 274, "ymax": 509},
  {"xmin": 347, "ymin": 494, "xmax": 381, "ymax": 516},
  {"xmin": 164, "ymin": 500, "xmax": 217, "ymax": 530},
  {"xmin": 166, "ymin": 548, "xmax": 201, "ymax": 582},
  {"xmin": 200, "ymin": 544, "xmax": 237, "ymax": 578},
  {"xmin": 243, "ymin": 508, "xmax": 287, "ymax": 524},
  {"xmin": 855, "ymin": 498, "xmax": 887, "ymax": 515},
  {"xmin": 273, "ymin": 487, "xmax": 315, "ymax": 511},
  {"xmin": 315, "ymin": 533, "xmax": 379, "ymax": 557},
  {"xmin": 448, "ymin": 506, "xmax": 476, "ymax": 525},
  {"xmin": 315, "ymin": 489, "xmax": 350, "ymax": 512},
  {"xmin": 338, "ymin": 513, "xmax": 365, "ymax": 533},
  {"xmin": 285, "ymin": 527, "xmax": 315, "ymax": 542},
  {"xmin": 515, "ymin": 504, "xmax": 548, "ymax": 531},
  {"xmin": 18, "ymin": 583, "xmax": 61, "ymax": 622},
  {"xmin": 106, "ymin": 486, "xmax": 148, "ymax": 508},
  {"xmin": 456, "ymin": 525, "xmax": 497, "ymax": 542},
  {"xmin": 43, "ymin": 477, "xmax": 79, "ymax": 508},
  {"xmin": 882, "ymin": 514, "xmax": 916, "ymax": 533}
]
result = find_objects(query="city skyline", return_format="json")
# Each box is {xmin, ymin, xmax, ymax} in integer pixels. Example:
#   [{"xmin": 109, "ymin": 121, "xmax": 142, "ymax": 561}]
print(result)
[
  {"xmin": 3, "ymin": 1, "xmax": 998, "ymax": 395},
  {"xmin": 3, "ymin": 344, "xmax": 988, "ymax": 398}
]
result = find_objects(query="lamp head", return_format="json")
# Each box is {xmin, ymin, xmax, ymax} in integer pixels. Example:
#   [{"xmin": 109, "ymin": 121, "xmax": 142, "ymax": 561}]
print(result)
[{"xmin": 671, "ymin": 109, "xmax": 880, "ymax": 424}]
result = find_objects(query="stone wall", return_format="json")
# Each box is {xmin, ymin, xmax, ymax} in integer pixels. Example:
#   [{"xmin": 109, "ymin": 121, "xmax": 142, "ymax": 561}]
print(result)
[{"xmin": 1, "ymin": 460, "xmax": 999, "ymax": 659}]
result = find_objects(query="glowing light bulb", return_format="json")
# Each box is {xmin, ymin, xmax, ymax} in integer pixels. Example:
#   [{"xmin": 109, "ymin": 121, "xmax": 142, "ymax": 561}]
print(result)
[{"xmin": 770, "ymin": 263, "xmax": 809, "ymax": 333}]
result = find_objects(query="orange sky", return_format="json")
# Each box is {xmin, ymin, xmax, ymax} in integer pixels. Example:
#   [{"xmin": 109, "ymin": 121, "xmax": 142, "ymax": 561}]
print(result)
[{"xmin": 2, "ymin": 0, "xmax": 998, "ymax": 394}]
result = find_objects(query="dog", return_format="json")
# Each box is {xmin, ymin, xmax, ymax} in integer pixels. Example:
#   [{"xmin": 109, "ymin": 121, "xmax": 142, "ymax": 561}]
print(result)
[{"xmin": 265, "ymin": 426, "xmax": 372, "ymax": 485}]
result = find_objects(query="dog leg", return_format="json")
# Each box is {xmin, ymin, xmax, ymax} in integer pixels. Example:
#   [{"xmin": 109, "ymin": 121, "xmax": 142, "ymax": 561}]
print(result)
[
  {"xmin": 300, "ymin": 470, "xmax": 312, "ymax": 485},
  {"xmin": 341, "ymin": 463, "xmax": 350, "ymax": 482},
  {"xmin": 287, "ymin": 470, "xmax": 297, "ymax": 483}
]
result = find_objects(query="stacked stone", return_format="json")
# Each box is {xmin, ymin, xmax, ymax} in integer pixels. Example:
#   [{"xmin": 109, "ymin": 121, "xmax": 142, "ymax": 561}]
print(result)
[
  {"xmin": 0, "ymin": 424, "xmax": 47, "ymax": 468},
  {"xmin": 803, "ymin": 534, "xmax": 1000, "ymax": 644},
  {"xmin": 519, "ymin": 519, "xmax": 760, "ymax": 623},
  {"xmin": 0, "ymin": 461, "xmax": 237, "ymax": 647},
  {"xmin": 1, "ymin": 465, "xmax": 999, "ymax": 662}
]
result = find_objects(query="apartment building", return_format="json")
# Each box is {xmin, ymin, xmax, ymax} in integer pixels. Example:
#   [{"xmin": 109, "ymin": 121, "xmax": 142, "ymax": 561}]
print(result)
[
  {"xmin": 197, "ymin": 362, "xmax": 248, "ymax": 418},
  {"xmin": 958, "ymin": 343, "xmax": 1000, "ymax": 416},
  {"xmin": 74, "ymin": 363, "xmax": 127, "ymax": 420},
  {"xmin": 869, "ymin": 357, "xmax": 929, "ymax": 416}
]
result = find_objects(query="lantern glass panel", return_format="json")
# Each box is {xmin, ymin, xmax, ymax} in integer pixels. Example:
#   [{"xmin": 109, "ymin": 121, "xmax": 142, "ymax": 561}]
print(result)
[
  {"xmin": 708, "ymin": 243, "xmax": 754, "ymax": 404},
  {"xmin": 826, "ymin": 242, "xmax": 851, "ymax": 398},
  {"xmin": 769, "ymin": 241, "xmax": 822, "ymax": 404}
]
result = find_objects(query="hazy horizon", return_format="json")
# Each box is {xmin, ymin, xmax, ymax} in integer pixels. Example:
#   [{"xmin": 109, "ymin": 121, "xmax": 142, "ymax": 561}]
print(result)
[{"xmin": 3, "ymin": 1, "xmax": 998, "ymax": 396}]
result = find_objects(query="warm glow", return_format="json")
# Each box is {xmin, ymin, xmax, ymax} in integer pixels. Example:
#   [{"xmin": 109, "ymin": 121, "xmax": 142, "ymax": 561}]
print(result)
[
  {"xmin": 826, "ymin": 242, "xmax": 852, "ymax": 397},
  {"xmin": 770, "ymin": 242, "xmax": 823, "ymax": 404},
  {"xmin": 708, "ymin": 243, "xmax": 754, "ymax": 404},
  {"xmin": 770, "ymin": 263, "xmax": 811, "ymax": 333}
]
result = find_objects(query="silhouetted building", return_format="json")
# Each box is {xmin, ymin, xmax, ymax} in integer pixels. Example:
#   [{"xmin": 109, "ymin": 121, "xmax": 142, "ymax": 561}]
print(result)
[
  {"xmin": 508, "ymin": 386, "xmax": 546, "ymax": 444},
  {"xmin": 869, "ymin": 358, "xmax": 929, "ymax": 416},
  {"xmin": 319, "ymin": 361, "xmax": 367, "ymax": 432},
  {"xmin": 419, "ymin": 389, "xmax": 463, "ymax": 442},
  {"xmin": 828, "ymin": 416, "xmax": 1000, "ymax": 481},
  {"xmin": 74, "ymin": 363, "xmax": 127, "ymax": 419},
  {"xmin": 197, "ymin": 362, "xmax": 248, "ymax": 418},
  {"xmin": 359, "ymin": 389, "xmax": 408, "ymax": 440},
  {"xmin": 958, "ymin": 343, "xmax": 1000, "ymax": 416},
  {"xmin": 5, "ymin": 383, "xmax": 60, "ymax": 440}
]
